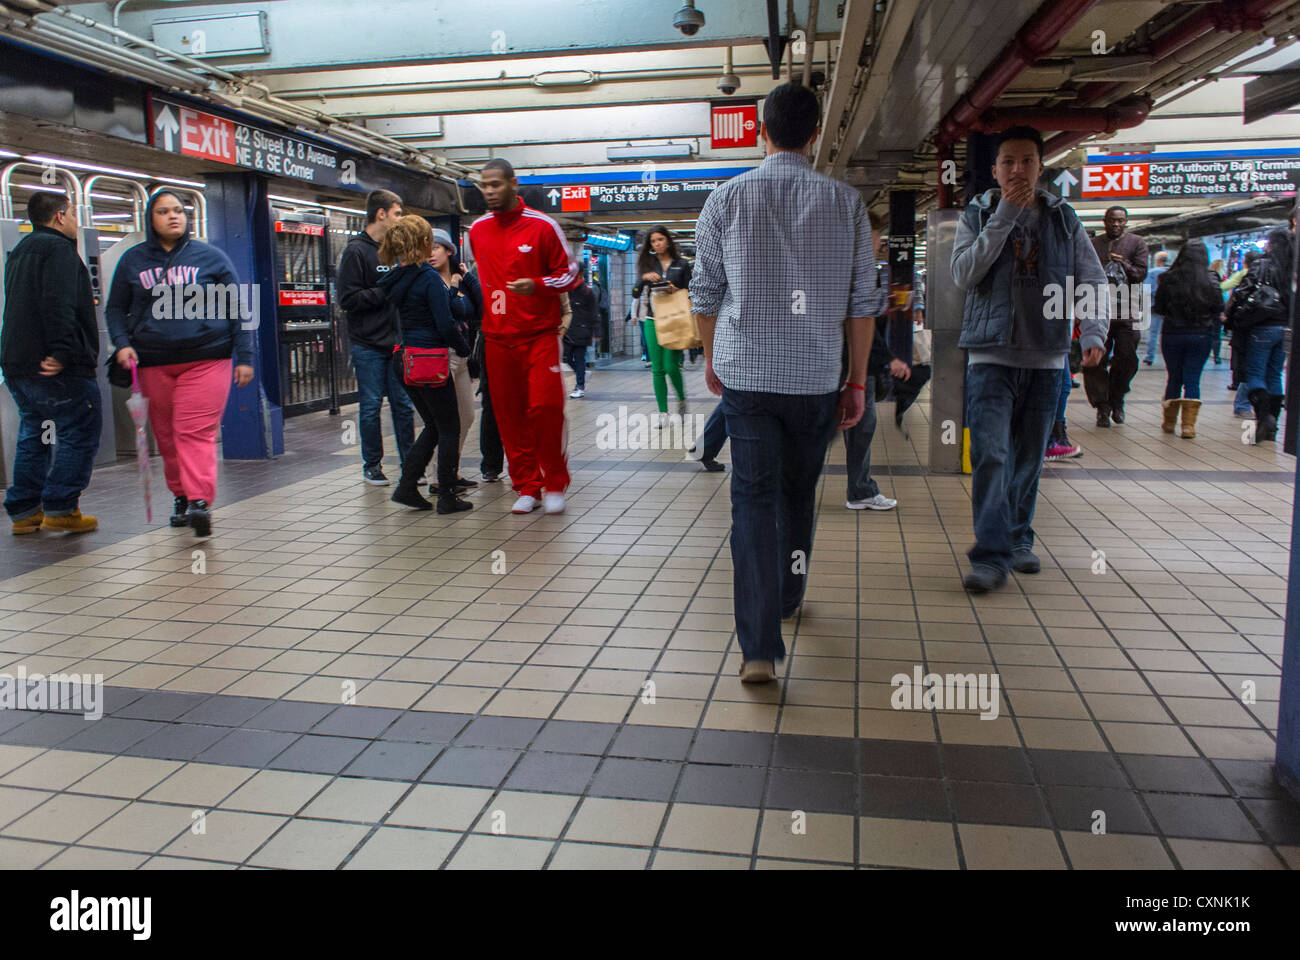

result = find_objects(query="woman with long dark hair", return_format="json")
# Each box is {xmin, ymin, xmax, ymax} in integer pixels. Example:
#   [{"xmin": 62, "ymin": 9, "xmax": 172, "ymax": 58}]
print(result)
[
  {"xmin": 106, "ymin": 190, "xmax": 254, "ymax": 537},
  {"xmin": 633, "ymin": 226, "xmax": 692, "ymax": 425},
  {"xmin": 1233, "ymin": 227, "xmax": 1295, "ymax": 442},
  {"xmin": 1153, "ymin": 240, "xmax": 1221, "ymax": 439},
  {"xmin": 378, "ymin": 216, "xmax": 472, "ymax": 513}
]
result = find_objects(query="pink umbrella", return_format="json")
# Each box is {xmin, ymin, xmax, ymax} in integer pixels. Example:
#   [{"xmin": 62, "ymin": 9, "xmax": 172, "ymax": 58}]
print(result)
[{"xmin": 126, "ymin": 359, "xmax": 152, "ymax": 523}]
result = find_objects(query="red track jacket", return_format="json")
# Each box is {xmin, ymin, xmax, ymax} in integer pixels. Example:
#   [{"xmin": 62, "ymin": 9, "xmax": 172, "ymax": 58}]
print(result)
[{"xmin": 468, "ymin": 199, "xmax": 580, "ymax": 343}]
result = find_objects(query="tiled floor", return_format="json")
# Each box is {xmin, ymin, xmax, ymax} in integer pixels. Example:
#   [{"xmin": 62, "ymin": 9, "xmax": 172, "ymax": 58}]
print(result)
[{"xmin": 1, "ymin": 357, "xmax": 1297, "ymax": 869}]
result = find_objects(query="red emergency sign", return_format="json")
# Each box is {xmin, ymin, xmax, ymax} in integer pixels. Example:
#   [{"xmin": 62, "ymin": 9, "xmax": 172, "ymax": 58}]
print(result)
[
  {"xmin": 561, "ymin": 186, "xmax": 590, "ymax": 212},
  {"xmin": 711, "ymin": 104, "xmax": 758, "ymax": 149}
]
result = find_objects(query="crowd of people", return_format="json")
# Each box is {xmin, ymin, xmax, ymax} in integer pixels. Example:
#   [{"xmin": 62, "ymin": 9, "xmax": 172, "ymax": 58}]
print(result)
[{"xmin": 1, "ymin": 80, "xmax": 1296, "ymax": 685}]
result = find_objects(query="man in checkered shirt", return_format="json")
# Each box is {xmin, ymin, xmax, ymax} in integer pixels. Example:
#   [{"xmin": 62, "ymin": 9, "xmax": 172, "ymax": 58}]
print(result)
[{"xmin": 691, "ymin": 81, "xmax": 887, "ymax": 684}]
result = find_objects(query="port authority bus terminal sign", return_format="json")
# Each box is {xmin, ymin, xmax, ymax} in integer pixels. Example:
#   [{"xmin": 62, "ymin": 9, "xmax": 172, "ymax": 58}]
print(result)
[
  {"xmin": 1050, "ymin": 155, "xmax": 1300, "ymax": 199},
  {"xmin": 149, "ymin": 93, "xmax": 348, "ymax": 189},
  {"xmin": 538, "ymin": 179, "xmax": 727, "ymax": 212}
]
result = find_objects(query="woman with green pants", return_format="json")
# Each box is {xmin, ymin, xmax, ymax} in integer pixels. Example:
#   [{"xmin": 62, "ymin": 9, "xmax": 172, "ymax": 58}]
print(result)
[{"xmin": 633, "ymin": 225, "xmax": 692, "ymax": 425}]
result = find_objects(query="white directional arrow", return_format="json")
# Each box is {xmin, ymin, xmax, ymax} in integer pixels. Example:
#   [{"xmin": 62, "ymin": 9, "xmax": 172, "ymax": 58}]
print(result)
[
  {"xmin": 1053, "ymin": 169, "xmax": 1079, "ymax": 198},
  {"xmin": 154, "ymin": 104, "xmax": 180, "ymax": 152},
  {"xmin": 546, "ymin": 188, "xmax": 561, "ymax": 205}
]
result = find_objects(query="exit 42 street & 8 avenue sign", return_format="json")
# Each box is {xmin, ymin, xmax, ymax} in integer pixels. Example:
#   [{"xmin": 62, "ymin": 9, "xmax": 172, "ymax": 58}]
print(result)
[{"xmin": 1050, "ymin": 154, "xmax": 1300, "ymax": 199}]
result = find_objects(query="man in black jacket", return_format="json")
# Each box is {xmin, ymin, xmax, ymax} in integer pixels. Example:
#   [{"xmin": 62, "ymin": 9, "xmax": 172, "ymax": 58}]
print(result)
[
  {"xmin": 1, "ymin": 191, "xmax": 101, "ymax": 534},
  {"xmin": 337, "ymin": 189, "xmax": 414, "ymax": 485},
  {"xmin": 563, "ymin": 269, "xmax": 597, "ymax": 398}
]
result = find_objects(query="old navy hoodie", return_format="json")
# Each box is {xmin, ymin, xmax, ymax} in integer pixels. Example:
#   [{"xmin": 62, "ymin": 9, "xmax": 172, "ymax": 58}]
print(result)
[{"xmin": 106, "ymin": 190, "xmax": 254, "ymax": 368}]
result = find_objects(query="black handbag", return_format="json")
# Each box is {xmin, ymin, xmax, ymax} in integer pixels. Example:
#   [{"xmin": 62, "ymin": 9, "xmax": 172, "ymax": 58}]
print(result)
[{"xmin": 106, "ymin": 353, "xmax": 131, "ymax": 388}]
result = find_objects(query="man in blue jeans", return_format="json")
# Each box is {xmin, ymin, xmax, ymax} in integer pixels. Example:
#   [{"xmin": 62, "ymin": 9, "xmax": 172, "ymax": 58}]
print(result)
[
  {"xmin": 1, "ymin": 191, "xmax": 102, "ymax": 534},
  {"xmin": 337, "ymin": 189, "xmax": 414, "ymax": 485},
  {"xmin": 951, "ymin": 125, "xmax": 1108, "ymax": 593},
  {"xmin": 692, "ymin": 82, "xmax": 885, "ymax": 684}
]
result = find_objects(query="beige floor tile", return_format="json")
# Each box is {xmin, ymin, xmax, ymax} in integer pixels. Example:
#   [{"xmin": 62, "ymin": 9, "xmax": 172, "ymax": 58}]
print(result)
[
  {"xmin": 564, "ymin": 798, "xmax": 667, "ymax": 846},
  {"xmin": 778, "ymin": 706, "xmax": 855, "ymax": 737},
  {"xmin": 858, "ymin": 708, "xmax": 938, "ymax": 741},
  {"xmin": 354, "ymin": 680, "xmax": 426, "ymax": 709},
  {"xmin": 0, "ymin": 836, "xmax": 63, "ymax": 868},
  {"xmin": 627, "ymin": 697, "xmax": 704, "ymax": 728},
  {"xmin": 1183, "ymin": 726, "xmax": 1277, "ymax": 761},
  {"xmin": 142, "ymin": 763, "xmax": 256, "ymax": 806},
  {"xmin": 958, "ymin": 824, "xmax": 1066, "ymax": 869},
  {"xmin": 1100, "ymin": 721, "xmax": 1198, "ymax": 757},
  {"xmin": 140, "ymin": 855, "xmax": 239, "ymax": 869},
  {"xmin": 859, "ymin": 816, "xmax": 959, "ymax": 869},
  {"xmin": 1017, "ymin": 717, "xmax": 1108, "ymax": 751},
  {"xmin": 343, "ymin": 826, "xmax": 460, "ymax": 869},
  {"xmin": 552, "ymin": 693, "xmax": 632, "ymax": 723},
  {"xmin": 221, "ymin": 770, "xmax": 331, "ymax": 815},
  {"xmin": 936, "ymin": 714, "xmax": 1022, "ymax": 746},
  {"xmin": 161, "ymin": 810, "xmax": 287, "ymax": 863},
  {"xmin": 79, "ymin": 801, "xmax": 196, "ymax": 853},
  {"xmin": 660, "ymin": 803, "xmax": 759, "ymax": 855},
  {"xmin": 67, "ymin": 756, "xmax": 183, "ymax": 799},
  {"xmin": 411, "ymin": 685, "xmax": 493, "ymax": 714},
  {"xmin": 5, "ymin": 793, "xmax": 125, "ymax": 843},
  {"xmin": 248, "ymin": 819, "xmax": 371, "ymax": 869},
  {"xmin": 758, "ymin": 810, "xmax": 855, "ymax": 863},
  {"xmin": 1169, "ymin": 838, "xmax": 1286, "ymax": 870},
  {"xmin": 701, "ymin": 700, "xmax": 780, "ymax": 733},
  {"xmin": 0, "ymin": 750, "xmax": 111, "ymax": 791},
  {"xmin": 388, "ymin": 784, "xmax": 493, "ymax": 831},
  {"xmin": 40, "ymin": 846, "xmax": 150, "ymax": 870},
  {"xmin": 300, "ymin": 777, "xmax": 408, "ymax": 823},
  {"xmin": 548, "ymin": 841, "xmax": 650, "ymax": 870},
  {"xmin": 755, "ymin": 857, "xmax": 852, "ymax": 869},
  {"xmin": 219, "ymin": 672, "xmax": 308, "ymax": 699},
  {"xmin": 471, "ymin": 791, "xmax": 579, "ymax": 839},
  {"xmin": 651, "ymin": 850, "xmax": 749, "ymax": 869},
  {"xmin": 446, "ymin": 834, "xmax": 553, "ymax": 869},
  {"xmin": 483, "ymin": 688, "xmax": 565, "ymax": 719},
  {"xmin": 0, "ymin": 745, "xmax": 46, "ymax": 778},
  {"xmin": 1061, "ymin": 831, "xmax": 1175, "ymax": 869}
]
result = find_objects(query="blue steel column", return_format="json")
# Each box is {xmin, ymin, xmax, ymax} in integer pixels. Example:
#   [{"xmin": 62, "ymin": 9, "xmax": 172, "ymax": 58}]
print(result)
[
  {"xmin": 203, "ymin": 172, "xmax": 284, "ymax": 459},
  {"xmin": 1278, "ymin": 453, "xmax": 1300, "ymax": 799}
]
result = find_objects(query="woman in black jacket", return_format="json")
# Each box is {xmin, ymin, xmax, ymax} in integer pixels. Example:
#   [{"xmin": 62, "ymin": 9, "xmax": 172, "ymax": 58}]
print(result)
[
  {"xmin": 378, "ymin": 216, "xmax": 472, "ymax": 513},
  {"xmin": 429, "ymin": 228, "xmax": 480, "ymax": 490},
  {"xmin": 633, "ymin": 226, "xmax": 692, "ymax": 423},
  {"xmin": 563, "ymin": 265, "xmax": 598, "ymax": 398},
  {"xmin": 1230, "ymin": 227, "xmax": 1295, "ymax": 442},
  {"xmin": 1154, "ymin": 240, "xmax": 1221, "ymax": 439}
]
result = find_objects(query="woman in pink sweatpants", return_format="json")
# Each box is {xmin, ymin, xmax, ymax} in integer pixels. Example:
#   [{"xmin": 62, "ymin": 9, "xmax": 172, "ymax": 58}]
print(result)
[{"xmin": 105, "ymin": 190, "xmax": 255, "ymax": 537}]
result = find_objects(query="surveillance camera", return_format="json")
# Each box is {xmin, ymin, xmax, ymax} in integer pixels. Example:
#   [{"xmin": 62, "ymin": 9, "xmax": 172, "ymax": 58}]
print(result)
[
  {"xmin": 673, "ymin": 3, "xmax": 705, "ymax": 36},
  {"xmin": 716, "ymin": 73, "xmax": 740, "ymax": 95}
]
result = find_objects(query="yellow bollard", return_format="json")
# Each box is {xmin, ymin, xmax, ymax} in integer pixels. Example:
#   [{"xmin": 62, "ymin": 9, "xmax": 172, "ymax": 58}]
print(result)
[{"xmin": 961, "ymin": 427, "xmax": 972, "ymax": 474}]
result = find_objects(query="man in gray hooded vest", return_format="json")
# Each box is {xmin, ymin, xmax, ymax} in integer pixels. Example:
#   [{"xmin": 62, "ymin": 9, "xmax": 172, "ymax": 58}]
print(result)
[{"xmin": 951, "ymin": 125, "xmax": 1109, "ymax": 593}]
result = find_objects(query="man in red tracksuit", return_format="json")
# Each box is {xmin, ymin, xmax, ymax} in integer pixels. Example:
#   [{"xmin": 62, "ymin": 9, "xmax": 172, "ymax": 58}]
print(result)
[{"xmin": 467, "ymin": 158, "xmax": 580, "ymax": 515}]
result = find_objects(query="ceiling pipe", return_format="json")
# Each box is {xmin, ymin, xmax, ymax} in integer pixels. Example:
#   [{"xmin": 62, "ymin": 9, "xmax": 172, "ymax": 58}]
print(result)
[
  {"xmin": 971, "ymin": 94, "xmax": 1152, "ymax": 135},
  {"xmin": 934, "ymin": 0, "xmax": 1100, "ymax": 149}
]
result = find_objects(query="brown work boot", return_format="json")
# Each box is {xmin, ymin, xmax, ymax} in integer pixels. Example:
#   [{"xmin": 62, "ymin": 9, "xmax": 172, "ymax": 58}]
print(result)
[
  {"xmin": 41, "ymin": 510, "xmax": 97, "ymax": 534},
  {"xmin": 1161, "ymin": 399, "xmax": 1179, "ymax": 434},
  {"xmin": 11, "ymin": 511, "xmax": 44, "ymax": 535},
  {"xmin": 1179, "ymin": 399, "xmax": 1201, "ymax": 439},
  {"xmin": 739, "ymin": 660, "xmax": 777, "ymax": 684}
]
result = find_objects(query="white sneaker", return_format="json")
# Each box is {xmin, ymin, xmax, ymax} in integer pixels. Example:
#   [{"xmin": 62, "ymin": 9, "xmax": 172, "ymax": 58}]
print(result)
[
  {"xmin": 677, "ymin": 398, "xmax": 688, "ymax": 417},
  {"xmin": 652, "ymin": 412, "xmax": 665, "ymax": 429},
  {"xmin": 847, "ymin": 494, "xmax": 897, "ymax": 511},
  {"xmin": 543, "ymin": 492, "xmax": 565, "ymax": 515},
  {"xmin": 569, "ymin": 388, "xmax": 584, "ymax": 399},
  {"xmin": 511, "ymin": 495, "xmax": 538, "ymax": 514}
]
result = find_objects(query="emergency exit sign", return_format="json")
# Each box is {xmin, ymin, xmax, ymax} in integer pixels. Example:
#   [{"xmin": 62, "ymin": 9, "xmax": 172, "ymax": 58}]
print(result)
[
  {"xmin": 1050, "ymin": 153, "xmax": 1300, "ymax": 199},
  {"xmin": 545, "ymin": 186, "xmax": 591, "ymax": 211}
]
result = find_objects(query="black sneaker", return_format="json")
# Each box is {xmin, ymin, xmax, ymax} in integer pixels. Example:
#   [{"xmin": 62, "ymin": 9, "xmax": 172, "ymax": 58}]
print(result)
[
  {"xmin": 363, "ymin": 466, "xmax": 390, "ymax": 486},
  {"xmin": 1095, "ymin": 408, "xmax": 1111, "ymax": 428},
  {"xmin": 187, "ymin": 500, "xmax": 212, "ymax": 538},
  {"xmin": 1111, "ymin": 405, "xmax": 1125, "ymax": 424},
  {"xmin": 1012, "ymin": 551, "xmax": 1041, "ymax": 574},
  {"xmin": 170, "ymin": 496, "xmax": 190, "ymax": 527},
  {"xmin": 392, "ymin": 486, "xmax": 432, "ymax": 510},
  {"xmin": 962, "ymin": 564, "xmax": 1007, "ymax": 593},
  {"xmin": 455, "ymin": 476, "xmax": 478, "ymax": 488},
  {"xmin": 480, "ymin": 472, "xmax": 502, "ymax": 483},
  {"xmin": 700, "ymin": 459, "xmax": 726, "ymax": 473},
  {"xmin": 437, "ymin": 496, "xmax": 474, "ymax": 514}
]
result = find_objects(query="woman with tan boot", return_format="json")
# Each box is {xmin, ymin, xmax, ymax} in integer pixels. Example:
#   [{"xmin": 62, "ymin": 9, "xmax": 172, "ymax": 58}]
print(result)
[{"xmin": 1152, "ymin": 240, "xmax": 1220, "ymax": 439}]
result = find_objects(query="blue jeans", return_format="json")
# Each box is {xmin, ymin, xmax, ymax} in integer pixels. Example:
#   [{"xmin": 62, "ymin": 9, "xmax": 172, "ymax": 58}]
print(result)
[
  {"xmin": 564, "ymin": 343, "xmax": 587, "ymax": 389},
  {"xmin": 351, "ymin": 344, "xmax": 414, "ymax": 471},
  {"xmin": 1235, "ymin": 383, "xmax": 1253, "ymax": 416},
  {"xmin": 842, "ymin": 374, "xmax": 879, "ymax": 501},
  {"xmin": 4, "ymin": 375, "xmax": 102, "ymax": 519},
  {"xmin": 1144, "ymin": 314, "xmax": 1164, "ymax": 363},
  {"xmin": 1160, "ymin": 332, "xmax": 1212, "ymax": 400},
  {"xmin": 723, "ymin": 386, "xmax": 838, "ymax": 663},
  {"xmin": 1244, "ymin": 325, "xmax": 1286, "ymax": 395},
  {"xmin": 1054, "ymin": 360, "xmax": 1070, "ymax": 422},
  {"xmin": 966, "ymin": 365, "xmax": 1058, "ymax": 572},
  {"xmin": 698, "ymin": 403, "xmax": 727, "ymax": 460}
]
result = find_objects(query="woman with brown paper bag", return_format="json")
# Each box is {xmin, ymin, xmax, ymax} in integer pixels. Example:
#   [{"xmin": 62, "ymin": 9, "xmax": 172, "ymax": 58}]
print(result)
[{"xmin": 633, "ymin": 226, "xmax": 693, "ymax": 426}]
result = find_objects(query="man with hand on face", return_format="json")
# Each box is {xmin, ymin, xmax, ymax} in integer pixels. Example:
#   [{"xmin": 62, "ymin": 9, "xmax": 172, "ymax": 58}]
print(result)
[
  {"xmin": 1086, "ymin": 205, "xmax": 1148, "ymax": 425},
  {"xmin": 466, "ymin": 158, "xmax": 581, "ymax": 515},
  {"xmin": 951, "ymin": 125, "xmax": 1108, "ymax": 594}
]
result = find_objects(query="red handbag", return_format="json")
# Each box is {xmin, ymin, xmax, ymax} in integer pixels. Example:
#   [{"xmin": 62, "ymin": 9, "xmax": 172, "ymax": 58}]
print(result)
[{"xmin": 394, "ymin": 344, "xmax": 449, "ymax": 387}]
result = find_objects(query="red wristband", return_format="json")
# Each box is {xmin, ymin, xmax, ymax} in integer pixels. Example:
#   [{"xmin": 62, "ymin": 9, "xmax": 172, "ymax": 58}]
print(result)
[{"xmin": 845, "ymin": 382, "xmax": 866, "ymax": 391}]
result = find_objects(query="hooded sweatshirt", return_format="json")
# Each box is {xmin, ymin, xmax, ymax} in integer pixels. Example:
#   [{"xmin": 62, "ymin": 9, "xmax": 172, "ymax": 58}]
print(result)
[
  {"xmin": 337, "ymin": 229, "xmax": 399, "ymax": 352},
  {"xmin": 105, "ymin": 190, "xmax": 254, "ymax": 369},
  {"xmin": 376, "ymin": 261, "xmax": 470, "ymax": 356}
]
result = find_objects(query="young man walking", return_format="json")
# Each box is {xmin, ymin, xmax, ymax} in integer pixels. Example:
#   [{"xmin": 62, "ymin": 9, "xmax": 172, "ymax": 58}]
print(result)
[
  {"xmin": 337, "ymin": 189, "xmax": 415, "ymax": 486},
  {"xmin": 467, "ymin": 159, "xmax": 581, "ymax": 515},
  {"xmin": 692, "ymin": 81, "xmax": 885, "ymax": 683},
  {"xmin": 1086, "ymin": 205, "xmax": 1148, "ymax": 425},
  {"xmin": 1, "ymin": 191, "xmax": 101, "ymax": 534},
  {"xmin": 951, "ymin": 125, "xmax": 1108, "ymax": 593}
]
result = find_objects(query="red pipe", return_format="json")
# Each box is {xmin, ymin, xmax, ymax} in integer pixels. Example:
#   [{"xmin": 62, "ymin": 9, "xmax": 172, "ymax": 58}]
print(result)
[
  {"xmin": 972, "ymin": 95, "xmax": 1152, "ymax": 135},
  {"xmin": 936, "ymin": 0, "xmax": 1100, "ymax": 148}
]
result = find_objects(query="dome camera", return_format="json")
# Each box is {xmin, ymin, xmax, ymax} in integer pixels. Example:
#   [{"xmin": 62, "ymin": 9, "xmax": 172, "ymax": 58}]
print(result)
[
  {"xmin": 673, "ymin": 2, "xmax": 705, "ymax": 36},
  {"xmin": 717, "ymin": 73, "xmax": 740, "ymax": 95}
]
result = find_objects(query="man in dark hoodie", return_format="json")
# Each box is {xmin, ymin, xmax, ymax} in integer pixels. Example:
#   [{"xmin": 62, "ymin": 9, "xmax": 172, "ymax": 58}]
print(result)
[
  {"xmin": 337, "ymin": 189, "xmax": 414, "ymax": 486},
  {"xmin": 106, "ymin": 189, "xmax": 254, "ymax": 537},
  {"xmin": 1, "ymin": 190, "xmax": 101, "ymax": 535}
]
